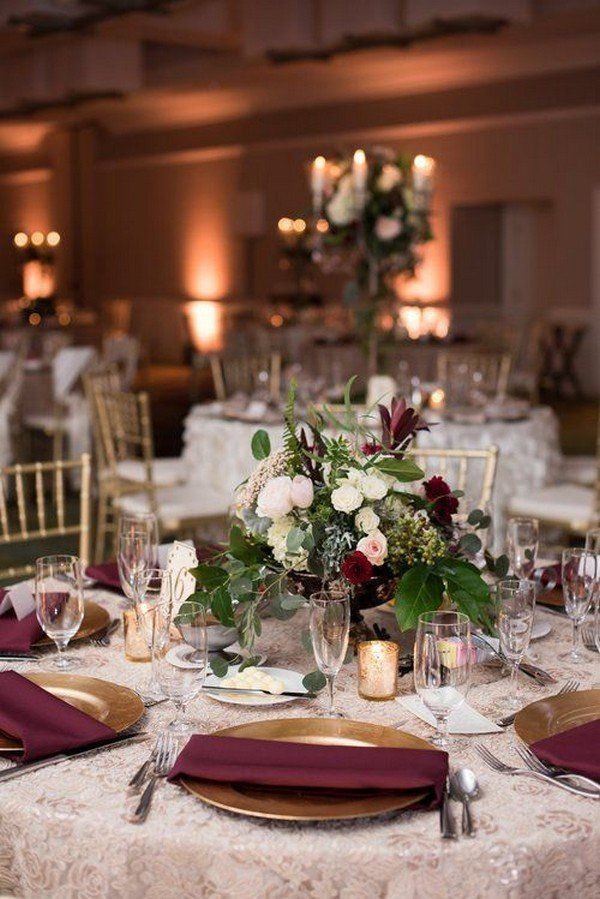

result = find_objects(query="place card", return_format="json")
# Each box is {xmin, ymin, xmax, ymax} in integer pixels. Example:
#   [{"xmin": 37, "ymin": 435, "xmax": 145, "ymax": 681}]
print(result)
[
  {"xmin": 397, "ymin": 693, "xmax": 503, "ymax": 734},
  {"xmin": 0, "ymin": 581, "xmax": 35, "ymax": 621},
  {"xmin": 165, "ymin": 541, "xmax": 198, "ymax": 613}
]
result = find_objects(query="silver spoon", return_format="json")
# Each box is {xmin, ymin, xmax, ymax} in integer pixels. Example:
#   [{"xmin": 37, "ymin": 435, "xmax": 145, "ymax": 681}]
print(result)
[{"xmin": 450, "ymin": 768, "xmax": 479, "ymax": 837}]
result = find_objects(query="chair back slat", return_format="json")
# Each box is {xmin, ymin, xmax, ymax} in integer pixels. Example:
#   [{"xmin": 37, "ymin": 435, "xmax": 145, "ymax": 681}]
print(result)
[
  {"xmin": 35, "ymin": 463, "xmax": 46, "ymax": 534},
  {"xmin": 14, "ymin": 466, "xmax": 28, "ymax": 538},
  {"xmin": 209, "ymin": 353, "xmax": 281, "ymax": 402},
  {"xmin": 437, "ymin": 350, "xmax": 512, "ymax": 400}
]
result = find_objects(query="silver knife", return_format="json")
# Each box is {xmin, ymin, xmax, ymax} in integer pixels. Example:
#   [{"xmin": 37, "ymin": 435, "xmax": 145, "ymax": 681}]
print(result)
[
  {"xmin": 202, "ymin": 685, "xmax": 316, "ymax": 698},
  {"xmin": 0, "ymin": 732, "xmax": 148, "ymax": 783},
  {"xmin": 440, "ymin": 775, "xmax": 458, "ymax": 839}
]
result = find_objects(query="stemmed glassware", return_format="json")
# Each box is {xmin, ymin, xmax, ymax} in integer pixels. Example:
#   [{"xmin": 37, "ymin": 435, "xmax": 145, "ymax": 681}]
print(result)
[
  {"xmin": 132, "ymin": 568, "xmax": 171, "ymax": 700},
  {"xmin": 117, "ymin": 512, "xmax": 158, "ymax": 607},
  {"xmin": 507, "ymin": 517, "xmax": 539, "ymax": 580},
  {"xmin": 35, "ymin": 555, "xmax": 84, "ymax": 670},
  {"xmin": 309, "ymin": 588, "xmax": 350, "ymax": 718},
  {"xmin": 148, "ymin": 594, "xmax": 209, "ymax": 736},
  {"xmin": 496, "ymin": 579, "xmax": 535, "ymax": 710},
  {"xmin": 560, "ymin": 548, "xmax": 597, "ymax": 662},
  {"xmin": 413, "ymin": 610, "xmax": 471, "ymax": 747}
]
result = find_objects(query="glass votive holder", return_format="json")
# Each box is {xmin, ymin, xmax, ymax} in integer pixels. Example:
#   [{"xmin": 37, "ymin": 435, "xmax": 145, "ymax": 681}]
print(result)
[
  {"xmin": 357, "ymin": 640, "xmax": 399, "ymax": 701},
  {"xmin": 123, "ymin": 608, "xmax": 150, "ymax": 662}
]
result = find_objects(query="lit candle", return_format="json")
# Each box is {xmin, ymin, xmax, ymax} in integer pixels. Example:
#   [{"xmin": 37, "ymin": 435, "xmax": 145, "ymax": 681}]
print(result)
[
  {"xmin": 311, "ymin": 155, "xmax": 326, "ymax": 213},
  {"xmin": 412, "ymin": 154, "xmax": 435, "ymax": 193},
  {"xmin": 429, "ymin": 387, "xmax": 445, "ymax": 411},
  {"xmin": 357, "ymin": 640, "xmax": 399, "ymax": 701},
  {"xmin": 123, "ymin": 608, "xmax": 151, "ymax": 662},
  {"xmin": 352, "ymin": 149, "xmax": 368, "ymax": 204}
]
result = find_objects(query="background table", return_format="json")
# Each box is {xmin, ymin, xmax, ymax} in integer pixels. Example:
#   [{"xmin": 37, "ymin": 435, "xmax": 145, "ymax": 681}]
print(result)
[
  {"xmin": 0, "ymin": 587, "xmax": 598, "ymax": 898},
  {"xmin": 182, "ymin": 404, "xmax": 562, "ymax": 547}
]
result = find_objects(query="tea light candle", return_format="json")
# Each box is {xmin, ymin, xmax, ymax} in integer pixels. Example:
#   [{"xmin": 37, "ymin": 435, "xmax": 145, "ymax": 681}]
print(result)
[
  {"xmin": 357, "ymin": 640, "xmax": 399, "ymax": 701},
  {"xmin": 123, "ymin": 608, "xmax": 150, "ymax": 662},
  {"xmin": 429, "ymin": 387, "xmax": 445, "ymax": 411}
]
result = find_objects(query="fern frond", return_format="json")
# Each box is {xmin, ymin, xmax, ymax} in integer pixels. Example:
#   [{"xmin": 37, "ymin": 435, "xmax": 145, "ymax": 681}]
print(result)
[{"xmin": 283, "ymin": 379, "xmax": 303, "ymax": 467}]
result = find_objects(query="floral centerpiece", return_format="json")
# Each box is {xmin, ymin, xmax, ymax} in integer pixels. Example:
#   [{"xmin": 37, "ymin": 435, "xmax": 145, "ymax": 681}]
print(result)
[
  {"xmin": 182, "ymin": 383, "xmax": 505, "ymax": 683},
  {"xmin": 310, "ymin": 147, "xmax": 435, "ymax": 367}
]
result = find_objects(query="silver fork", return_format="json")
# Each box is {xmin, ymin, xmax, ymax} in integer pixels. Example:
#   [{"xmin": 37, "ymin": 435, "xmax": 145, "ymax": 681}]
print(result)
[
  {"xmin": 90, "ymin": 619, "xmax": 120, "ymax": 647},
  {"xmin": 496, "ymin": 678, "xmax": 579, "ymax": 728},
  {"xmin": 127, "ymin": 733, "xmax": 164, "ymax": 794},
  {"xmin": 128, "ymin": 732, "xmax": 178, "ymax": 823},
  {"xmin": 515, "ymin": 743, "xmax": 600, "ymax": 794},
  {"xmin": 474, "ymin": 743, "xmax": 599, "ymax": 799},
  {"xmin": 581, "ymin": 625, "xmax": 598, "ymax": 652}
]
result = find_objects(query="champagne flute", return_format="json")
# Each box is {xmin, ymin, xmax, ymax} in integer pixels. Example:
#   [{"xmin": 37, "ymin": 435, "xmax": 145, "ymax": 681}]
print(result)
[
  {"xmin": 133, "ymin": 568, "xmax": 171, "ymax": 700},
  {"xmin": 309, "ymin": 588, "xmax": 350, "ymax": 718},
  {"xmin": 35, "ymin": 555, "xmax": 84, "ymax": 670},
  {"xmin": 507, "ymin": 517, "xmax": 539, "ymax": 580},
  {"xmin": 148, "ymin": 594, "xmax": 209, "ymax": 736},
  {"xmin": 560, "ymin": 548, "xmax": 597, "ymax": 662},
  {"xmin": 497, "ymin": 579, "xmax": 535, "ymax": 710},
  {"xmin": 118, "ymin": 528, "xmax": 156, "ymax": 607},
  {"xmin": 413, "ymin": 610, "xmax": 471, "ymax": 747},
  {"xmin": 116, "ymin": 511, "xmax": 159, "ymax": 560}
]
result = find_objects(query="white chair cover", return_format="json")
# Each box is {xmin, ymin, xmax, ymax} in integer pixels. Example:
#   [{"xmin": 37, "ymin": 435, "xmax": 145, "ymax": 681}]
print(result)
[{"xmin": 52, "ymin": 346, "xmax": 97, "ymax": 401}]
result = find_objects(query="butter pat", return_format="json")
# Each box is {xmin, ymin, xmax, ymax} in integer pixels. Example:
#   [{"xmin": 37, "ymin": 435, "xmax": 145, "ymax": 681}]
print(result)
[{"xmin": 221, "ymin": 667, "xmax": 285, "ymax": 694}]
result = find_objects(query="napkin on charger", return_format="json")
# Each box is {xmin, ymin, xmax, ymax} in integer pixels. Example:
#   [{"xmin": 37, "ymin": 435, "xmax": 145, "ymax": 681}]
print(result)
[
  {"xmin": 0, "ymin": 670, "xmax": 116, "ymax": 761},
  {"xmin": 0, "ymin": 580, "xmax": 35, "ymax": 620},
  {"xmin": 397, "ymin": 692, "xmax": 503, "ymax": 735},
  {"xmin": 532, "ymin": 718, "xmax": 600, "ymax": 781},
  {"xmin": 168, "ymin": 733, "xmax": 448, "ymax": 808},
  {"xmin": 0, "ymin": 583, "xmax": 42, "ymax": 652}
]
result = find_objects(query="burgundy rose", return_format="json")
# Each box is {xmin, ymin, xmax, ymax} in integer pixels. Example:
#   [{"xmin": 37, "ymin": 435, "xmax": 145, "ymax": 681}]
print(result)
[
  {"xmin": 361, "ymin": 440, "xmax": 383, "ymax": 456},
  {"xmin": 341, "ymin": 551, "xmax": 373, "ymax": 585},
  {"xmin": 424, "ymin": 475, "xmax": 459, "ymax": 526}
]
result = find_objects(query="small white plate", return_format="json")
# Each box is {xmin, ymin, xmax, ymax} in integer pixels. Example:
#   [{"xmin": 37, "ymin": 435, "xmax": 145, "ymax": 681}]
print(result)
[
  {"xmin": 531, "ymin": 620, "xmax": 552, "ymax": 641},
  {"xmin": 203, "ymin": 666, "xmax": 307, "ymax": 707}
]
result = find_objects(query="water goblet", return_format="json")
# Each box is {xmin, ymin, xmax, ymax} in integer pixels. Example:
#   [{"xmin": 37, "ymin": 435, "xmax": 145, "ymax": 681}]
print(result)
[
  {"xmin": 560, "ymin": 548, "xmax": 597, "ymax": 662},
  {"xmin": 35, "ymin": 555, "xmax": 84, "ymax": 670},
  {"xmin": 133, "ymin": 567, "xmax": 172, "ymax": 700},
  {"xmin": 496, "ymin": 579, "xmax": 535, "ymax": 710},
  {"xmin": 150, "ymin": 596, "xmax": 209, "ymax": 736},
  {"xmin": 507, "ymin": 517, "xmax": 539, "ymax": 580},
  {"xmin": 309, "ymin": 588, "xmax": 350, "ymax": 718},
  {"xmin": 413, "ymin": 610, "xmax": 471, "ymax": 747}
]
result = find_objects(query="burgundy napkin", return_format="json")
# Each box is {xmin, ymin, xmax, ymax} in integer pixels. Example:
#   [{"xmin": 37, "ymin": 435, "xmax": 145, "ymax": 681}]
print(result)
[
  {"xmin": 531, "ymin": 719, "xmax": 600, "ymax": 781},
  {"xmin": 168, "ymin": 734, "xmax": 448, "ymax": 808},
  {"xmin": 535, "ymin": 564, "xmax": 562, "ymax": 591},
  {"xmin": 86, "ymin": 562, "xmax": 122, "ymax": 592},
  {"xmin": 0, "ymin": 670, "xmax": 116, "ymax": 761},
  {"xmin": 0, "ymin": 589, "xmax": 43, "ymax": 651}
]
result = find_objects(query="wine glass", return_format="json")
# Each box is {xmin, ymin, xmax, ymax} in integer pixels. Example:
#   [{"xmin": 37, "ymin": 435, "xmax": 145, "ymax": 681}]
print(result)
[
  {"xmin": 507, "ymin": 517, "xmax": 539, "ymax": 580},
  {"xmin": 149, "ymin": 594, "xmax": 209, "ymax": 736},
  {"xmin": 118, "ymin": 527, "xmax": 156, "ymax": 607},
  {"xmin": 35, "ymin": 555, "xmax": 84, "ymax": 670},
  {"xmin": 309, "ymin": 588, "xmax": 350, "ymax": 718},
  {"xmin": 496, "ymin": 579, "xmax": 535, "ymax": 710},
  {"xmin": 413, "ymin": 610, "xmax": 471, "ymax": 747},
  {"xmin": 116, "ymin": 511, "xmax": 159, "ymax": 557},
  {"xmin": 561, "ymin": 548, "xmax": 597, "ymax": 662}
]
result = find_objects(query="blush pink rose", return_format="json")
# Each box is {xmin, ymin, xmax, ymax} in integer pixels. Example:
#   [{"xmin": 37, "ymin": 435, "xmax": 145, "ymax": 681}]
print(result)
[
  {"xmin": 290, "ymin": 475, "xmax": 314, "ymax": 509},
  {"xmin": 356, "ymin": 529, "xmax": 388, "ymax": 566},
  {"xmin": 256, "ymin": 476, "xmax": 294, "ymax": 520}
]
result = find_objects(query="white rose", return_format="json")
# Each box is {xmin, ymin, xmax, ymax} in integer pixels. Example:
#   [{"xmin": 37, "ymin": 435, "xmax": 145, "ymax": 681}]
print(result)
[
  {"xmin": 355, "ymin": 507, "xmax": 380, "ymax": 534},
  {"xmin": 374, "ymin": 215, "xmax": 401, "ymax": 242},
  {"xmin": 331, "ymin": 483, "xmax": 363, "ymax": 514},
  {"xmin": 326, "ymin": 174, "xmax": 355, "ymax": 227},
  {"xmin": 346, "ymin": 468, "xmax": 366, "ymax": 489},
  {"xmin": 357, "ymin": 529, "xmax": 388, "ymax": 566},
  {"xmin": 256, "ymin": 475, "xmax": 293, "ymax": 520},
  {"xmin": 360, "ymin": 475, "xmax": 388, "ymax": 501},
  {"xmin": 377, "ymin": 163, "xmax": 402, "ymax": 192}
]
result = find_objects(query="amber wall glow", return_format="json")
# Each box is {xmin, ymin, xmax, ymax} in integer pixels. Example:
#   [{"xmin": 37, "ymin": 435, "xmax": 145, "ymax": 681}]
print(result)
[{"xmin": 184, "ymin": 300, "xmax": 224, "ymax": 354}]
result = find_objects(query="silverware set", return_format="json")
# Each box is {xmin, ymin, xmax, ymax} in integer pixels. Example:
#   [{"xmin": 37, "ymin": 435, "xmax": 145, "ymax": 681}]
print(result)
[
  {"xmin": 127, "ymin": 731, "xmax": 178, "ymax": 823},
  {"xmin": 90, "ymin": 618, "xmax": 120, "ymax": 647},
  {"xmin": 475, "ymin": 743, "xmax": 600, "ymax": 799},
  {"xmin": 581, "ymin": 624, "xmax": 598, "ymax": 652},
  {"xmin": 440, "ymin": 768, "xmax": 480, "ymax": 839},
  {"xmin": 496, "ymin": 678, "xmax": 579, "ymax": 728}
]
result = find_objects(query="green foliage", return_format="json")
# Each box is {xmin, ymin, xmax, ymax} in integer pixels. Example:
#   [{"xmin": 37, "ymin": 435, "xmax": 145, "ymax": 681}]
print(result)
[
  {"xmin": 251, "ymin": 429, "xmax": 271, "ymax": 460},
  {"xmin": 210, "ymin": 657, "xmax": 229, "ymax": 678},
  {"xmin": 458, "ymin": 533, "xmax": 482, "ymax": 556},
  {"xmin": 373, "ymin": 457, "xmax": 425, "ymax": 482},
  {"xmin": 394, "ymin": 564, "xmax": 444, "ymax": 631},
  {"xmin": 302, "ymin": 670, "xmax": 327, "ymax": 692},
  {"xmin": 283, "ymin": 380, "xmax": 303, "ymax": 468}
]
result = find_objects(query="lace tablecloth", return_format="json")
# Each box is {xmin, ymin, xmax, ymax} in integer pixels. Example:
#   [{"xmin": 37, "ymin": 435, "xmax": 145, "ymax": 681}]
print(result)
[
  {"xmin": 1, "ymin": 588, "xmax": 598, "ymax": 899},
  {"xmin": 182, "ymin": 405, "xmax": 561, "ymax": 547}
]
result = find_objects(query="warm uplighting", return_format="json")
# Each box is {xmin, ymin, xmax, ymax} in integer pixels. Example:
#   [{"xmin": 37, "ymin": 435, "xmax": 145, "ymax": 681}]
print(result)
[
  {"xmin": 311, "ymin": 156, "xmax": 327, "ymax": 212},
  {"xmin": 412, "ymin": 155, "xmax": 436, "ymax": 192},
  {"xmin": 270, "ymin": 313, "xmax": 284, "ymax": 328},
  {"xmin": 429, "ymin": 388, "xmax": 445, "ymax": 411},
  {"xmin": 352, "ymin": 149, "xmax": 368, "ymax": 196},
  {"xmin": 22, "ymin": 259, "xmax": 55, "ymax": 300},
  {"xmin": 46, "ymin": 231, "xmax": 61, "ymax": 247},
  {"xmin": 58, "ymin": 312, "xmax": 71, "ymax": 327},
  {"xmin": 30, "ymin": 231, "xmax": 45, "ymax": 247},
  {"xmin": 28, "ymin": 312, "xmax": 41, "ymax": 326},
  {"xmin": 184, "ymin": 300, "xmax": 224, "ymax": 354},
  {"xmin": 278, "ymin": 217, "xmax": 294, "ymax": 233},
  {"xmin": 13, "ymin": 232, "xmax": 28, "ymax": 248},
  {"xmin": 316, "ymin": 218, "xmax": 329, "ymax": 233},
  {"xmin": 398, "ymin": 303, "xmax": 450, "ymax": 340},
  {"xmin": 292, "ymin": 218, "xmax": 306, "ymax": 233}
]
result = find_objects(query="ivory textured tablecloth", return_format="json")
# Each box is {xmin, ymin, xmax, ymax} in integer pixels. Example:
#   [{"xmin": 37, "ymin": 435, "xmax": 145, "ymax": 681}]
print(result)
[
  {"xmin": 0, "ymin": 587, "xmax": 598, "ymax": 899},
  {"xmin": 182, "ymin": 404, "xmax": 561, "ymax": 546}
]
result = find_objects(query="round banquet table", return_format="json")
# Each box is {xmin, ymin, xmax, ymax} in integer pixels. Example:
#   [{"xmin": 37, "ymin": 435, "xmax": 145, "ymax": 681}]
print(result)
[
  {"xmin": 1, "ymin": 587, "xmax": 598, "ymax": 899},
  {"xmin": 182, "ymin": 404, "xmax": 561, "ymax": 548}
]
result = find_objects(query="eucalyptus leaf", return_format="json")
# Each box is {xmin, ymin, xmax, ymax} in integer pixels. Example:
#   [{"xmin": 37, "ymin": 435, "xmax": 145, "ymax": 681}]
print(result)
[
  {"xmin": 301, "ymin": 627, "xmax": 313, "ymax": 653},
  {"xmin": 495, "ymin": 555, "xmax": 510, "ymax": 578},
  {"xmin": 251, "ymin": 429, "xmax": 271, "ymax": 461},
  {"xmin": 210, "ymin": 657, "xmax": 229, "ymax": 678},
  {"xmin": 280, "ymin": 593, "xmax": 307, "ymax": 611},
  {"xmin": 238, "ymin": 655, "xmax": 261, "ymax": 672},
  {"xmin": 286, "ymin": 527, "xmax": 306, "ymax": 553},
  {"xmin": 459, "ymin": 533, "xmax": 482, "ymax": 556},
  {"xmin": 467, "ymin": 509, "xmax": 483, "ymax": 526},
  {"xmin": 302, "ymin": 670, "xmax": 327, "ymax": 692}
]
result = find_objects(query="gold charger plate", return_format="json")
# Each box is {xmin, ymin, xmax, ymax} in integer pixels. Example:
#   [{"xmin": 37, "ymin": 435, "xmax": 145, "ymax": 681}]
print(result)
[
  {"xmin": 514, "ymin": 688, "xmax": 600, "ymax": 744},
  {"xmin": 180, "ymin": 717, "xmax": 436, "ymax": 822},
  {"xmin": 34, "ymin": 600, "xmax": 110, "ymax": 646},
  {"xmin": 0, "ymin": 672, "xmax": 144, "ymax": 753}
]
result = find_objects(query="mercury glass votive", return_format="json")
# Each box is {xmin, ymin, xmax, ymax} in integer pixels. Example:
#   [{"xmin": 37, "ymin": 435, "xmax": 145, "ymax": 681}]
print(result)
[
  {"xmin": 357, "ymin": 640, "xmax": 399, "ymax": 701},
  {"xmin": 123, "ymin": 608, "xmax": 151, "ymax": 662}
]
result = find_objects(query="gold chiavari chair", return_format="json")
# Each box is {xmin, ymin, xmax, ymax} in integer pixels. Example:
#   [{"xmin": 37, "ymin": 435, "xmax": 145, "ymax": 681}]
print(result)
[
  {"xmin": 410, "ymin": 446, "xmax": 499, "ymax": 520},
  {"xmin": 94, "ymin": 388, "xmax": 224, "ymax": 561},
  {"xmin": 0, "ymin": 454, "xmax": 91, "ymax": 582},
  {"xmin": 437, "ymin": 350, "xmax": 512, "ymax": 401},
  {"xmin": 84, "ymin": 365, "xmax": 122, "ymax": 474},
  {"xmin": 209, "ymin": 352, "xmax": 282, "ymax": 402}
]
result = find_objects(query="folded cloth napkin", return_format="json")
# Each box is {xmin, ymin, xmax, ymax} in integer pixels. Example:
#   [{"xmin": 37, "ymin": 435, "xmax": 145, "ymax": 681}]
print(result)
[
  {"xmin": 86, "ymin": 562, "xmax": 121, "ymax": 591},
  {"xmin": 531, "ymin": 718, "xmax": 600, "ymax": 781},
  {"xmin": 0, "ymin": 581, "xmax": 35, "ymax": 619},
  {"xmin": 397, "ymin": 693, "xmax": 503, "ymax": 735},
  {"xmin": 535, "ymin": 563, "xmax": 562, "ymax": 591},
  {"xmin": 168, "ymin": 734, "xmax": 448, "ymax": 807},
  {"xmin": 0, "ymin": 670, "xmax": 116, "ymax": 761},
  {"xmin": 0, "ymin": 589, "xmax": 43, "ymax": 651}
]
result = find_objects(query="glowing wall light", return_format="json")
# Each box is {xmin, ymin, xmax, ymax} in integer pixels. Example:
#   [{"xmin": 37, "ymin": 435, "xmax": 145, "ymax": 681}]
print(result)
[
  {"xmin": 184, "ymin": 300, "xmax": 224, "ymax": 354},
  {"xmin": 22, "ymin": 259, "xmax": 55, "ymax": 300}
]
